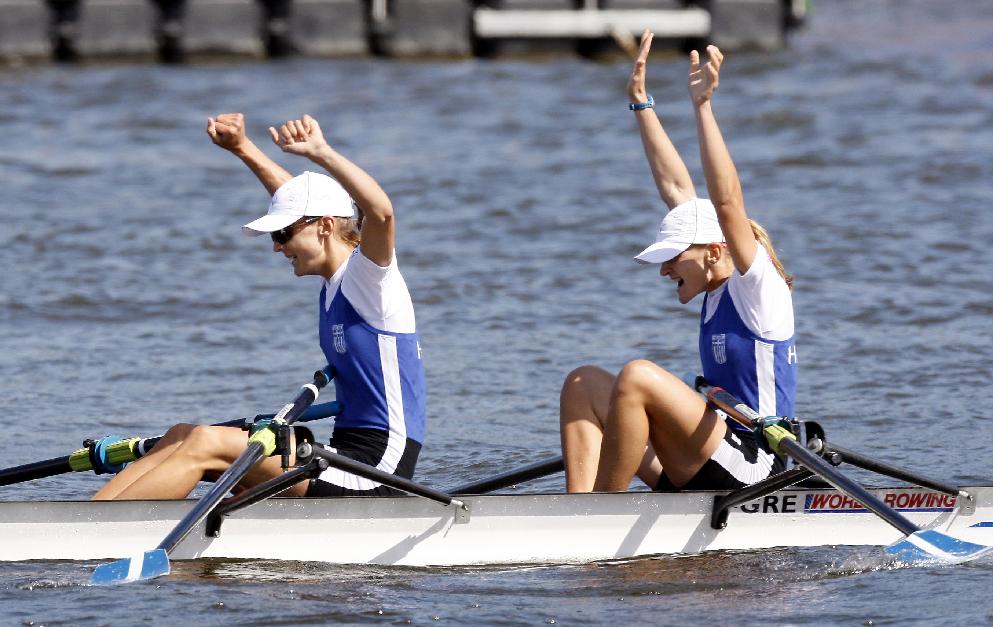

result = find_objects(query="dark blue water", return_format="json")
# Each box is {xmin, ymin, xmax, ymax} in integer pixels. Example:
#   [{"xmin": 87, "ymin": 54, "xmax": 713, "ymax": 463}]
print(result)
[{"xmin": 3, "ymin": 0, "xmax": 993, "ymax": 623}]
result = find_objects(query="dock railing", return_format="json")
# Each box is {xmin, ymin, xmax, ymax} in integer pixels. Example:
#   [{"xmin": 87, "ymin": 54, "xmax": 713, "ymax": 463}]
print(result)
[{"xmin": 473, "ymin": 5, "xmax": 711, "ymax": 40}]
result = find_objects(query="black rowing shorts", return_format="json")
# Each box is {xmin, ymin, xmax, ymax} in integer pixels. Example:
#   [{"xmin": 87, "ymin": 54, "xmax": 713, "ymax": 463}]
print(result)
[
  {"xmin": 305, "ymin": 427, "xmax": 421, "ymax": 497},
  {"xmin": 654, "ymin": 420, "xmax": 785, "ymax": 492}
]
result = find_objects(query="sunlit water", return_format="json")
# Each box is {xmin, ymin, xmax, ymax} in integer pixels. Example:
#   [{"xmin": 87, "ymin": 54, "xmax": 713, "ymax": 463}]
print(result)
[{"xmin": 2, "ymin": 0, "xmax": 993, "ymax": 623}]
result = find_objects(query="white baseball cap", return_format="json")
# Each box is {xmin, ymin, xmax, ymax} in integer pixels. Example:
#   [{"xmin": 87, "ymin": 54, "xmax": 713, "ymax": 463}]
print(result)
[
  {"xmin": 634, "ymin": 198, "xmax": 725, "ymax": 264},
  {"xmin": 242, "ymin": 171, "xmax": 356, "ymax": 236}
]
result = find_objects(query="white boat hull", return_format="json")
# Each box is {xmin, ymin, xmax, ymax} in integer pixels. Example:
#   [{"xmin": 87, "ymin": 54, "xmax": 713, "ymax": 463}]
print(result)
[{"xmin": 2, "ymin": 486, "xmax": 992, "ymax": 565}]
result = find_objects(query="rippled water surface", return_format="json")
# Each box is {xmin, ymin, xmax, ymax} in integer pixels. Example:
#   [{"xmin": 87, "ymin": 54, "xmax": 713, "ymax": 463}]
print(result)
[{"xmin": 3, "ymin": 0, "xmax": 993, "ymax": 623}]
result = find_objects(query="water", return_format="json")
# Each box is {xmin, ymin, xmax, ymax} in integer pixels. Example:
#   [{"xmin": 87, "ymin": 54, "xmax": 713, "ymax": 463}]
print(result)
[{"xmin": 3, "ymin": 0, "xmax": 993, "ymax": 623}]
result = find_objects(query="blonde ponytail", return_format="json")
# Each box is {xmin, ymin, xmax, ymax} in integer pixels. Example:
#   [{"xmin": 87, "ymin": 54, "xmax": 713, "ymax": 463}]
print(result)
[
  {"xmin": 335, "ymin": 207, "xmax": 363, "ymax": 249},
  {"xmin": 749, "ymin": 219, "xmax": 793, "ymax": 290}
]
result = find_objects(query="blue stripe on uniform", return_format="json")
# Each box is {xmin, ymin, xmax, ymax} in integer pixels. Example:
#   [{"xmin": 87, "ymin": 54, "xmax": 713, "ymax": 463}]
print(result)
[{"xmin": 699, "ymin": 288, "xmax": 797, "ymax": 422}]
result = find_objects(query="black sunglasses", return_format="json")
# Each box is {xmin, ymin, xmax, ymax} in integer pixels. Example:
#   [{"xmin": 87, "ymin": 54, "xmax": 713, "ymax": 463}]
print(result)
[{"xmin": 271, "ymin": 216, "xmax": 321, "ymax": 245}]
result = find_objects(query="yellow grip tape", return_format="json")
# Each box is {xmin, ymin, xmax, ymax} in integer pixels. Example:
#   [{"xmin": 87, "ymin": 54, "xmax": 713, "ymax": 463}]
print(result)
[
  {"xmin": 248, "ymin": 427, "xmax": 278, "ymax": 457},
  {"xmin": 762, "ymin": 424, "xmax": 796, "ymax": 457},
  {"xmin": 68, "ymin": 448, "xmax": 93, "ymax": 472},
  {"xmin": 104, "ymin": 438, "xmax": 141, "ymax": 466}
]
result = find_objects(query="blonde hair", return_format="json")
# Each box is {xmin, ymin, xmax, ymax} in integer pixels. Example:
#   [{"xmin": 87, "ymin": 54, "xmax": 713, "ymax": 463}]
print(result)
[
  {"xmin": 749, "ymin": 219, "xmax": 793, "ymax": 290},
  {"xmin": 333, "ymin": 207, "xmax": 363, "ymax": 249}
]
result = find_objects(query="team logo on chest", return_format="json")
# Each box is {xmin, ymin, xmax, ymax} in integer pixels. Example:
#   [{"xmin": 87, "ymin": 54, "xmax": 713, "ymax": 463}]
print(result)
[
  {"xmin": 332, "ymin": 324, "xmax": 347, "ymax": 354},
  {"xmin": 711, "ymin": 333, "xmax": 727, "ymax": 365}
]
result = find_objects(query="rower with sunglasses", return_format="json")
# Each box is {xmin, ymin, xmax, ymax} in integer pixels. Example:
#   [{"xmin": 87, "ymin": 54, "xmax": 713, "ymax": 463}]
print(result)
[{"xmin": 92, "ymin": 113, "xmax": 425, "ymax": 500}]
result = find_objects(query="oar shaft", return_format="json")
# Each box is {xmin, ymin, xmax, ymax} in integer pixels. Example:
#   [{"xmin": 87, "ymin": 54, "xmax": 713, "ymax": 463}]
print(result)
[
  {"xmin": 157, "ymin": 442, "xmax": 266, "ymax": 553},
  {"xmin": 219, "ymin": 401, "xmax": 343, "ymax": 429},
  {"xmin": 825, "ymin": 443, "xmax": 962, "ymax": 497},
  {"xmin": 155, "ymin": 372, "xmax": 329, "ymax": 555},
  {"xmin": 703, "ymin": 383, "xmax": 922, "ymax": 537},
  {"xmin": 0, "ymin": 402, "xmax": 342, "ymax": 488},
  {"xmin": 781, "ymin": 438, "xmax": 920, "ymax": 537},
  {"xmin": 0, "ymin": 457, "xmax": 72, "ymax": 487},
  {"xmin": 451, "ymin": 457, "xmax": 565, "ymax": 495}
]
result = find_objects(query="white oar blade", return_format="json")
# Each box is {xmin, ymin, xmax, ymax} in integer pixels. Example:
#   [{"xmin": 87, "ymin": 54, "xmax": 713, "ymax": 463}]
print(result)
[
  {"xmin": 90, "ymin": 549, "xmax": 170, "ymax": 585},
  {"xmin": 884, "ymin": 529, "xmax": 993, "ymax": 565}
]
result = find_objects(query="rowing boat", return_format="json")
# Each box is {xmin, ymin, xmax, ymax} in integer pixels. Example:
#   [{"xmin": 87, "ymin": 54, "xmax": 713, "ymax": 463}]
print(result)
[
  {"xmin": 3, "ymin": 485, "xmax": 992, "ymax": 566},
  {"xmin": 3, "ymin": 381, "xmax": 990, "ymax": 581}
]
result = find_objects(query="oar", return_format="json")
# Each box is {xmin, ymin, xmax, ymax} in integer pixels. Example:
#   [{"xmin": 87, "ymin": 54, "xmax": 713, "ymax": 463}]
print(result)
[
  {"xmin": 698, "ymin": 382, "xmax": 993, "ymax": 564},
  {"xmin": 0, "ymin": 402, "xmax": 342, "ymax": 487},
  {"xmin": 450, "ymin": 456, "xmax": 565, "ymax": 495},
  {"xmin": 90, "ymin": 367, "xmax": 333, "ymax": 586}
]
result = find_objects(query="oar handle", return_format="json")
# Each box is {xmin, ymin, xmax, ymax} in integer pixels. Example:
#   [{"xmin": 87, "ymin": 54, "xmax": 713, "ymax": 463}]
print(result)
[
  {"xmin": 695, "ymin": 381, "xmax": 763, "ymax": 430},
  {"xmin": 135, "ymin": 401, "xmax": 344, "ymax": 463},
  {"xmin": 267, "ymin": 369, "xmax": 332, "ymax": 427}
]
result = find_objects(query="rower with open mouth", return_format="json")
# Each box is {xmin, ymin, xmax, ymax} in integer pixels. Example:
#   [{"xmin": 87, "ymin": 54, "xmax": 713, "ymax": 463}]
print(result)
[{"xmin": 559, "ymin": 30, "xmax": 797, "ymax": 495}]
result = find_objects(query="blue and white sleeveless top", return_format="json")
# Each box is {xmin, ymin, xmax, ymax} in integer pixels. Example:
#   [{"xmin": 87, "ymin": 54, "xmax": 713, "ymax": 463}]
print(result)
[
  {"xmin": 318, "ymin": 250, "xmax": 426, "ymax": 447},
  {"xmin": 699, "ymin": 245, "xmax": 797, "ymax": 431}
]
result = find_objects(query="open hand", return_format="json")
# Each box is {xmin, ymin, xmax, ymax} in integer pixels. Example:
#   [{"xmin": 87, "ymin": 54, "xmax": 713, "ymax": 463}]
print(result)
[
  {"xmin": 688, "ymin": 45, "xmax": 723, "ymax": 106},
  {"xmin": 627, "ymin": 29, "xmax": 654, "ymax": 103},
  {"xmin": 206, "ymin": 112, "xmax": 250, "ymax": 152},
  {"xmin": 268, "ymin": 114, "xmax": 329, "ymax": 159}
]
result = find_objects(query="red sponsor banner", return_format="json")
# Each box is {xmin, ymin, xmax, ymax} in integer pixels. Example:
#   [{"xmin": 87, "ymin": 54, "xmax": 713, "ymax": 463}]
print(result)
[{"xmin": 804, "ymin": 490, "xmax": 956, "ymax": 513}]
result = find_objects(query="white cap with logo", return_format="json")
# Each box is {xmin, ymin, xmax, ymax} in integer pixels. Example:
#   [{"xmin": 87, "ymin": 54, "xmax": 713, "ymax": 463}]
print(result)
[
  {"xmin": 634, "ymin": 198, "xmax": 726, "ymax": 264},
  {"xmin": 242, "ymin": 171, "xmax": 356, "ymax": 236}
]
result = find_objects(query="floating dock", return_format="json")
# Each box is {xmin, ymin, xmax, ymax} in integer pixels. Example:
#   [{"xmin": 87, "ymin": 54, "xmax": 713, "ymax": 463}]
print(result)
[{"xmin": 0, "ymin": 0, "xmax": 808, "ymax": 64}]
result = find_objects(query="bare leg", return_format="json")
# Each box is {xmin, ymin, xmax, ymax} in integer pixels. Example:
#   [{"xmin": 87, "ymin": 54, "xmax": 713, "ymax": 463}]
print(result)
[
  {"xmin": 93, "ymin": 425, "xmax": 309, "ymax": 500},
  {"xmin": 637, "ymin": 445, "xmax": 663, "ymax": 488},
  {"xmin": 93, "ymin": 424, "xmax": 198, "ymax": 500},
  {"xmin": 593, "ymin": 360, "xmax": 725, "ymax": 491},
  {"xmin": 560, "ymin": 366, "xmax": 616, "ymax": 492},
  {"xmin": 560, "ymin": 365, "xmax": 666, "ymax": 492}
]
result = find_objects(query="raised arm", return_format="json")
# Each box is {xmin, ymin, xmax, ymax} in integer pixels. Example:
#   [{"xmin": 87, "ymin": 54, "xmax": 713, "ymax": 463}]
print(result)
[
  {"xmin": 270, "ymin": 115, "xmax": 395, "ymax": 267},
  {"xmin": 629, "ymin": 30, "xmax": 696, "ymax": 209},
  {"xmin": 206, "ymin": 113, "xmax": 291, "ymax": 195},
  {"xmin": 689, "ymin": 46, "xmax": 756, "ymax": 274}
]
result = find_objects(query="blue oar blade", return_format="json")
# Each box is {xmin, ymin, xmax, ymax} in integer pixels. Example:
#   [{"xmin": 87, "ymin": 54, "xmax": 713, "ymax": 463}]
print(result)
[
  {"xmin": 90, "ymin": 549, "xmax": 170, "ymax": 585},
  {"xmin": 884, "ymin": 529, "xmax": 993, "ymax": 565}
]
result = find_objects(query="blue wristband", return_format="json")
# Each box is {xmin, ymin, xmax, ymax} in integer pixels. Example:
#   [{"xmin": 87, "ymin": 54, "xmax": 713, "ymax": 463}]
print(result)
[{"xmin": 629, "ymin": 94, "xmax": 654, "ymax": 111}]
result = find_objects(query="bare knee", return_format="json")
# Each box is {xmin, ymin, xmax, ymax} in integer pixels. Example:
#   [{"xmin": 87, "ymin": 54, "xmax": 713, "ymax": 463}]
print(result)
[
  {"xmin": 148, "ymin": 422, "xmax": 198, "ymax": 451},
  {"xmin": 561, "ymin": 365, "xmax": 613, "ymax": 425},
  {"xmin": 174, "ymin": 425, "xmax": 229, "ymax": 464},
  {"xmin": 614, "ymin": 360, "xmax": 669, "ymax": 400},
  {"xmin": 562, "ymin": 365, "xmax": 604, "ymax": 399},
  {"xmin": 163, "ymin": 423, "xmax": 197, "ymax": 438}
]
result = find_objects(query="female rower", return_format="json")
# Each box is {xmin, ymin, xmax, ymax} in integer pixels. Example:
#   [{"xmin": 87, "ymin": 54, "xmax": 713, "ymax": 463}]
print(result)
[
  {"xmin": 559, "ymin": 31, "xmax": 797, "ymax": 493},
  {"xmin": 93, "ymin": 113, "xmax": 426, "ymax": 500}
]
